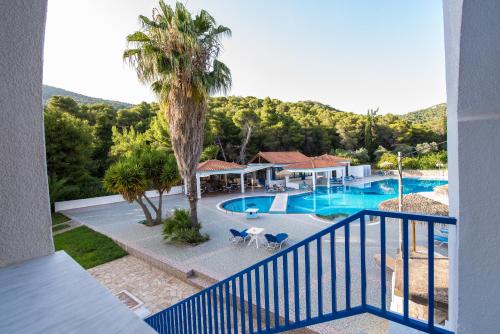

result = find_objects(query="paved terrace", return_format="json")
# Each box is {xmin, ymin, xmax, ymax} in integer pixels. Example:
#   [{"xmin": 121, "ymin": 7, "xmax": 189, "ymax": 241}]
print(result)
[{"xmin": 64, "ymin": 187, "xmax": 435, "ymax": 334}]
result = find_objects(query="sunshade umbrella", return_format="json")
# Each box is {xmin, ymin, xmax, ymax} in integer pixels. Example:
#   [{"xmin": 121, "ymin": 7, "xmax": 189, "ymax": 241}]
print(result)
[
  {"xmin": 276, "ymin": 169, "xmax": 291, "ymax": 177},
  {"xmin": 380, "ymin": 161, "xmax": 394, "ymax": 169},
  {"xmin": 379, "ymin": 193, "xmax": 449, "ymax": 251}
]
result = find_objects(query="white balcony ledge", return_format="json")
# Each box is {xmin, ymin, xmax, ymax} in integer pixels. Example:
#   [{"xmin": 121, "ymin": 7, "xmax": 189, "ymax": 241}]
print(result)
[{"xmin": 0, "ymin": 251, "xmax": 155, "ymax": 334}]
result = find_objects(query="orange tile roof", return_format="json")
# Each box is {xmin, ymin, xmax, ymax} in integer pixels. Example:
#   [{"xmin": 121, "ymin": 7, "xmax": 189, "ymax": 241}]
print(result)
[
  {"xmin": 285, "ymin": 158, "xmax": 345, "ymax": 170},
  {"xmin": 313, "ymin": 154, "xmax": 350, "ymax": 164},
  {"xmin": 249, "ymin": 151, "xmax": 310, "ymax": 164},
  {"xmin": 197, "ymin": 160, "xmax": 245, "ymax": 172}
]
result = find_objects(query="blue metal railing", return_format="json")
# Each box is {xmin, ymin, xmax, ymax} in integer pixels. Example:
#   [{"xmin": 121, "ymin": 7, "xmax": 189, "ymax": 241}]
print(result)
[{"xmin": 145, "ymin": 209, "xmax": 456, "ymax": 334}]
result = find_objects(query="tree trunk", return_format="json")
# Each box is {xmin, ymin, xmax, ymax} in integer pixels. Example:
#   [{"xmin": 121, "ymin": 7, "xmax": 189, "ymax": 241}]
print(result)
[
  {"xmin": 136, "ymin": 196, "xmax": 154, "ymax": 226},
  {"xmin": 217, "ymin": 136, "xmax": 227, "ymax": 161},
  {"xmin": 164, "ymin": 87, "xmax": 206, "ymax": 227},
  {"xmin": 239, "ymin": 125, "xmax": 252, "ymax": 164},
  {"xmin": 143, "ymin": 193, "xmax": 160, "ymax": 224},
  {"xmin": 156, "ymin": 191, "xmax": 163, "ymax": 225},
  {"xmin": 186, "ymin": 174, "xmax": 199, "ymax": 228}
]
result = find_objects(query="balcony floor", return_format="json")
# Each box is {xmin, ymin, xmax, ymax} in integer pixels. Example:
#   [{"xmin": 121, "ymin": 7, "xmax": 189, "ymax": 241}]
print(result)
[{"xmin": 0, "ymin": 251, "xmax": 155, "ymax": 334}]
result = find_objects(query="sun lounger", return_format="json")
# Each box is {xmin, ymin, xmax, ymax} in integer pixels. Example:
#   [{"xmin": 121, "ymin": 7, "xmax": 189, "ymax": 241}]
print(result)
[
  {"xmin": 434, "ymin": 234, "xmax": 448, "ymax": 246},
  {"xmin": 229, "ymin": 229, "xmax": 250, "ymax": 244},
  {"xmin": 264, "ymin": 233, "xmax": 289, "ymax": 250}
]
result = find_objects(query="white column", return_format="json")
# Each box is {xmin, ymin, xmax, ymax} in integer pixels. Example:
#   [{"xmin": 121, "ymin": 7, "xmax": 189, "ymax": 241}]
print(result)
[
  {"xmin": 196, "ymin": 175, "xmax": 201, "ymax": 199},
  {"xmin": 240, "ymin": 173, "xmax": 245, "ymax": 194},
  {"xmin": 266, "ymin": 168, "xmax": 271, "ymax": 186},
  {"xmin": 312, "ymin": 171, "xmax": 316, "ymax": 190},
  {"xmin": 444, "ymin": 1, "xmax": 500, "ymax": 332},
  {"xmin": 342, "ymin": 168, "xmax": 346, "ymax": 186},
  {"xmin": 0, "ymin": 0, "xmax": 53, "ymax": 267},
  {"xmin": 327, "ymin": 170, "xmax": 331, "ymax": 187}
]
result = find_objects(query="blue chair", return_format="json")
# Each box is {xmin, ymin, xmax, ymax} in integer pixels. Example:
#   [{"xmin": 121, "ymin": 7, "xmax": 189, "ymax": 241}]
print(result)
[
  {"xmin": 434, "ymin": 234, "xmax": 448, "ymax": 246},
  {"xmin": 229, "ymin": 229, "xmax": 249, "ymax": 244},
  {"xmin": 264, "ymin": 233, "xmax": 289, "ymax": 250},
  {"xmin": 440, "ymin": 228, "xmax": 449, "ymax": 234}
]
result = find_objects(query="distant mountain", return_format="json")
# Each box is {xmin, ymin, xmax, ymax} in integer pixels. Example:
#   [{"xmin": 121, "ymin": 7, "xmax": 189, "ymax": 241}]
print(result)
[
  {"xmin": 42, "ymin": 85, "xmax": 133, "ymax": 109},
  {"xmin": 403, "ymin": 103, "xmax": 447, "ymax": 124}
]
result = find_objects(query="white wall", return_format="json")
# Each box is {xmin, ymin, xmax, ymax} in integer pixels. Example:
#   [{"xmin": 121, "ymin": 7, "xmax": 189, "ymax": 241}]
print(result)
[
  {"xmin": 55, "ymin": 186, "xmax": 184, "ymax": 212},
  {"xmin": 444, "ymin": 0, "xmax": 500, "ymax": 332},
  {"xmin": 0, "ymin": 0, "xmax": 53, "ymax": 267},
  {"xmin": 348, "ymin": 165, "xmax": 371, "ymax": 178}
]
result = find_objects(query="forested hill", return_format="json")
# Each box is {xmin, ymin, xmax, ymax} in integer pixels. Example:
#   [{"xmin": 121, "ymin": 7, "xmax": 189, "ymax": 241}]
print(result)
[
  {"xmin": 402, "ymin": 103, "xmax": 447, "ymax": 124},
  {"xmin": 42, "ymin": 85, "xmax": 133, "ymax": 109},
  {"xmin": 43, "ymin": 91, "xmax": 448, "ymax": 201}
]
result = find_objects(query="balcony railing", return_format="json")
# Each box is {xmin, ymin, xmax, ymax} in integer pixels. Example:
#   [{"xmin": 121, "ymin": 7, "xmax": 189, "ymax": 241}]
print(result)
[{"xmin": 145, "ymin": 209, "xmax": 456, "ymax": 334}]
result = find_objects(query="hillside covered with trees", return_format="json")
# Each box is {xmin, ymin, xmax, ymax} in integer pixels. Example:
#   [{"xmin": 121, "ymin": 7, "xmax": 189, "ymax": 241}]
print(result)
[
  {"xmin": 44, "ymin": 92, "xmax": 447, "ymax": 202},
  {"xmin": 43, "ymin": 85, "xmax": 133, "ymax": 109}
]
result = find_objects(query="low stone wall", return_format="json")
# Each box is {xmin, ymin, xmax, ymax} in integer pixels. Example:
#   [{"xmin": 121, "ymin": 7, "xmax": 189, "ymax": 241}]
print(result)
[
  {"xmin": 55, "ymin": 186, "xmax": 184, "ymax": 212},
  {"xmin": 402, "ymin": 169, "xmax": 448, "ymax": 178}
]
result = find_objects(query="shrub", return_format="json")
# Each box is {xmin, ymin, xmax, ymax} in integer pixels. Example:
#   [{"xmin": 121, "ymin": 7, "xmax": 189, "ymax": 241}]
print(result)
[
  {"xmin": 163, "ymin": 209, "xmax": 209, "ymax": 245},
  {"xmin": 377, "ymin": 152, "xmax": 398, "ymax": 169},
  {"xmin": 402, "ymin": 157, "xmax": 420, "ymax": 169}
]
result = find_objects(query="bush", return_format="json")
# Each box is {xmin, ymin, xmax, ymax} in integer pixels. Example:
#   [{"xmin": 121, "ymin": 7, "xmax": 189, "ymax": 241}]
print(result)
[
  {"xmin": 377, "ymin": 152, "xmax": 398, "ymax": 169},
  {"xmin": 163, "ymin": 209, "xmax": 209, "ymax": 245},
  {"xmin": 402, "ymin": 157, "xmax": 420, "ymax": 169}
]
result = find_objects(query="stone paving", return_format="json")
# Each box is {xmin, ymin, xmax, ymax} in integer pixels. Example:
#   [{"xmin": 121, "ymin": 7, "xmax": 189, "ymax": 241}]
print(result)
[
  {"xmin": 88, "ymin": 255, "xmax": 199, "ymax": 314},
  {"xmin": 65, "ymin": 186, "xmax": 435, "ymax": 333}
]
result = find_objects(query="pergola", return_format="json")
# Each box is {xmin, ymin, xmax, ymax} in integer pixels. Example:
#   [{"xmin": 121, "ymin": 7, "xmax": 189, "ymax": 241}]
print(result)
[
  {"xmin": 194, "ymin": 160, "xmax": 269, "ymax": 199},
  {"xmin": 284, "ymin": 158, "xmax": 348, "ymax": 190}
]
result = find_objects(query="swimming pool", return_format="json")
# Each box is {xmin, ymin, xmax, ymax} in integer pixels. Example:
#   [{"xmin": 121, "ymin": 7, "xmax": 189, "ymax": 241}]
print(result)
[{"xmin": 221, "ymin": 178, "xmax": 447, "ymax": 215}]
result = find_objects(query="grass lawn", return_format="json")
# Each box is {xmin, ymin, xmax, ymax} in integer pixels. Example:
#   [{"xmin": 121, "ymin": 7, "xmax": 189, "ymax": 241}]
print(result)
[
  {"xmin": 54, "ymin": 226, "xmax": 127, "ymax": 269},
  {"xmin": 52, "ymin": 212, "xmax": 70, "ymax": 225},
  {"xmin": 52, "ymin": 223, "xmax": 71, "ymax": 232}
]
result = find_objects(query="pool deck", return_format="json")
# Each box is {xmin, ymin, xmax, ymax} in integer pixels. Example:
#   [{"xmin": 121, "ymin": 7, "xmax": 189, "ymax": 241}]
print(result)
[
  {"xmin": 269, "ymin": 192, "xmax": 288, "ymax": 212},
  {"xmin": 62, "ymin": 177, "xmax": 440, "ymax": 334}
]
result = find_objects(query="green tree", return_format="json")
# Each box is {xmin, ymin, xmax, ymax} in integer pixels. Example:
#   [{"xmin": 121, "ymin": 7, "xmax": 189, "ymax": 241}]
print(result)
[
  {"xmin": 232, "ymin": 108, "xmax": 259, "ymax": 163},
  {"xmin": 110, "ymin": 126, "xmax": 148, "ymax": 159},
  {"xmin": 124, "ymin": 1, "xmax": 232, "ymax": 226},
  {"xmin": 103, "ymin": 149, "xmax": 179, "ymax": 226},
  {"xmin": 364, "ymin": 108, "xmax": 378, "ymax": 157},
  {"xmin": 44, "ymin": 107, "xmax": 96, "ymax": 184}
]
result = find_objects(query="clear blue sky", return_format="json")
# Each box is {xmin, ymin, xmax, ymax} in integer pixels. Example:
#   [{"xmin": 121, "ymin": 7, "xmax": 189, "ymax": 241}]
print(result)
[{"xmin": 43, "ymin": 0, "xmax": 445, "ymax": 114}]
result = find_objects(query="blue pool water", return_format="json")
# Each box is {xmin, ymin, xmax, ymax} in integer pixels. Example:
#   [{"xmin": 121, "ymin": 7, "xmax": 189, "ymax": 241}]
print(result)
[
  {"xmin": 222, "ymin": 196, "xmax": 276, "ymax": 213},
  {"xmin": 221, "ymin": 178, "xmax": 447, "ymax": 215}
]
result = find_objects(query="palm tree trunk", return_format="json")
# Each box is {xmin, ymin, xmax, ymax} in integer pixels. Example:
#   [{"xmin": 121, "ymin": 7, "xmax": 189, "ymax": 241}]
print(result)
[
  {"xmin": 136, "ymin": 196, "xmax": 154, "ymax": 226},
  {"xmin": 165, "ymin": 89, "xmax": 207, "ymax": 227},
  {"xmin": 186, "ymin": 174, "xmax": 199, "ymax": 227}
]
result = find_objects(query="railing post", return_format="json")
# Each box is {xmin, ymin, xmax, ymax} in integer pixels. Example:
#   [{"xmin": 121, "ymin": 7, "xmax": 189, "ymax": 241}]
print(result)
[
  {"xmin": 428, "ymin": 220, "xmax": 435, "ymax": 330},
  {"xmin": 293, "ymin": 248, "xmax": 300, "ymax": 323},
  {"xmin": 305, "ymin": 242, "xmax": 311, "ymax": 319},
  {"xmin": 345, "ymin": 223, "xmax": 351, "ymax": 310},
  {"xmin": 360, "ymin": 214, "xmax": 366, "ymax": 307},
  {"xmin": 380, "ymin": 215, "xmax": 387, "ymax": 312},
  {"xmin": 403, "ymin": 218, "xmax": 409, "ymax": 319},
  {"xmin": 246, "ymin": 272, "xmax": 254, "ymax": 333},
  {"xmin": 263, "ymin": 263, "xmax": 270, "ymax": 330},
  {"xmin": 232, "ymin": 279, "xmax": 238, "ymax": 334},
  {"xmin": 239, "ymin": 275, "xmax": 246, "ymax": 334},
  {"xmin": 272, "ymin": 258, "xmax": 280, "ymax": 328},
  {"xmin": 317, "ymin": 238, "xmax": 323, "ymax": 317},
  {"xmin": 255, "ymin": 268, "xmax": 262, "ymax": 332},
  {"xmin": 330, "ymin": 230, "xmax": 337, "ymax": 313},
  {"xmin": 283, "ymin": 252, "xmax": 290, "ymax": 326}
]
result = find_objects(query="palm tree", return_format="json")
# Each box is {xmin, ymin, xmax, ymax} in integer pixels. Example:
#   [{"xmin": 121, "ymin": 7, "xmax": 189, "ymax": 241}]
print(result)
[
  {"xmin": 124, "ymin": 1, "xmax": 231, "ymax": 226},
  {"xmin": 48, "ymin": 176, "xmax": 78, "ymax": 212}
]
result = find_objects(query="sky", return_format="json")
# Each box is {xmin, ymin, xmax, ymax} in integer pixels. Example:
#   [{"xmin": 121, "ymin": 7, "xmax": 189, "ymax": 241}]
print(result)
[{"xmin": 43, "ymin": 0, "xmax": 446, "ymax": 114}]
